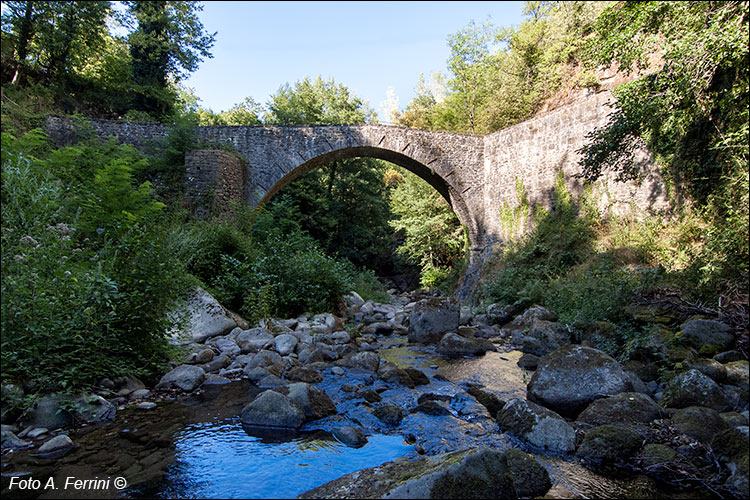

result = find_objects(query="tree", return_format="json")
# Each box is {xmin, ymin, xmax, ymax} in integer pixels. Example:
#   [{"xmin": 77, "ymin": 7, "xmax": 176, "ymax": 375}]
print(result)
[
  {"xmin": 126, "ymin": 1, "xmax": 215, "ymax": 116},
  {"xmin": 263, "ymin": 76, "xmax": 393, "ymax": 271},
  {"xmin": 2, "ymin": 1, "xmax": 111, "ymax": 86}
]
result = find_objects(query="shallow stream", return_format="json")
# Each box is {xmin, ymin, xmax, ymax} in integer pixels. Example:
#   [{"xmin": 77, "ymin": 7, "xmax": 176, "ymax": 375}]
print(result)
[{"xmin": 2, "ymin": 333, "xmax": 711, "ymax": 499}]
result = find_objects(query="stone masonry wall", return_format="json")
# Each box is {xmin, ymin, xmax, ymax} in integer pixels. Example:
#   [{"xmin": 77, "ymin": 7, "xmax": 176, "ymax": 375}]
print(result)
[{"xmin": 184, "ymin": 150, "xmax": 245, "ymax": 218}]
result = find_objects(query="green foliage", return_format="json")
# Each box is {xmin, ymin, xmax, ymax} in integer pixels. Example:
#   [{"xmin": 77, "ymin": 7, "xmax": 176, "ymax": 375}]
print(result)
[
  {"xmin": 389, "ymin": 168, "xmax": 466, "ymax": 291},
  {"xmin": 578, "ymin": 0, "xmax": 749, "ymax": 291},
  {"xmin": 1, "ymin": 130, "xmax": 186, "ymax": 391}
]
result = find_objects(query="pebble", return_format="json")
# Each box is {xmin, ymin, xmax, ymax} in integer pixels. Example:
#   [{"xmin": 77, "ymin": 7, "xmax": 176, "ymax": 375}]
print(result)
[
  {"xmin": 136, "ymin": 402, "xmax": 157, "ymax": 410},
  {"xmin": 331, "ymin": 367, "xmax": 345, "ymax": 376}
]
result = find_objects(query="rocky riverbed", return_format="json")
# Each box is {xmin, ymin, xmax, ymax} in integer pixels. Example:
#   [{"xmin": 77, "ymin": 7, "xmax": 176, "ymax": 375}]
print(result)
[{"xmin": 2, "ymin": 288, "xmax": 748, "ymax": 499}]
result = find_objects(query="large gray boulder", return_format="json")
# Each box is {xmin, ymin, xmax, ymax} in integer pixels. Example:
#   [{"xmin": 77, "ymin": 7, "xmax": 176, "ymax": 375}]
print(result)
[
  {"xmin": 672, "ymin": 406, "xmax": 728, "ymax": 444},
  {"xmin": 155, "ymin": 365, "xmax": 206, "ymax": 392},
  {"xmin": 408, "ymin": 297, "xmax": 459, "ymax": 344},
  {"xmin": 240, "ymin": 390, "xmax": 304, "ymax": 429},
  {"xmin": 497, "ymin": 398, "xmax": 576, "ymax": 453},
  {"xmin": 520, "ymin": 320, "xmax": 571, "ymax": 357},
  {"xmin": 577, "ymin": 392, "xmax": 664, "ymax": 427},
  {"xmin": 343, "ymin": 352, "xmax": 380, "ymax": 372},
  {"xmin": 660, "ymin": 369, "xmax": 732, "ymax": 412},
  {"xmin": 677, "ymin": 319, "xmax": 734, "ymax": 355},
  {"xmin": 299, "ymin": 448, "xmax": 523, "ymax": 499},
  {"xmin": 436, "ymin": 332, "xmax": 496, "ymax": 356},
  {"xmin": 575, "ymin": 424, "xmax": 642, "ymax": 465},
  {"xmin": 527, "ymin": 345, "xmax": 633, "ymax": 417},
  {"xmin": 166, "ymin": 286, "xmax": 237, "ymax": 344},
  {"xmin": 274, "ymin": 334, "xmax": 298, "ymax": 356}
]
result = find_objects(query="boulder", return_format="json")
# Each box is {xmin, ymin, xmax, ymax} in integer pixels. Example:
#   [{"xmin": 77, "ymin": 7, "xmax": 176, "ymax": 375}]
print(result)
[
  {"xmin": 332, "ymin": 426, "xmax": 368, "ymax": 448},
  {"xmin": 286, "ymin": 383, "xmax": 337, "ymax": 420},
  {"xmin": 437, "ymin": 332, "xmax": 496, "ymax": 356},
  {"xmin": 497, "ymin": 398, "xmax": 576, "ymax": 453},
  {"xmin": 712, "ymin": 426, "xmax": 750, "ymax": 499},
  {"xmin": 521, "ymin": 320, "xmax": 571, "ymax": 356},
  {"xmin": 403, "ymin": 368, "xmax": 430, "ymax": 386},
  {"xmin": 344, "ymin": 352, "xmax": 380, "ymax": 372},
  {"xmin": 527, "ymin": 345, "xmax": 633, "ymax": 417},
  {"xmin": 577, "ymin": 392, "xmax": 664, "ymax": 428},
  {"xmin": 408, "ymin": 297, "xmax": 459, "ymax": 344},
  {"xmin": 299, "ymin": 448, "xmax": 521, "ymax": 499},
  {"xmin": 71, "ymin": 395, "xmax": 116, "ymax": 424},
  {"xmin": 575, "ymin": 424, "xmax": 642, "ymax": 465},
  {"xmin": 246, "ymin": 350, "xmax": 283, "ymax": 370},
  {"xmin": 684, "ymin": 358, "xmax": 727, "ymax": 382},
  {"xmin": 677, "ymin": 319, "xmax": 734, "ymax": 355},
  {"xmin": 235, "ymin": 328, "xmax": 274, "ymax": 352},
  {"xmin": 517, "ymin": 353, "xmax": 540, "ymax": 371},
  {"xmin": 166, "ymin": 286, "xmax": 237, "ymax": 344},
  {"xmin": 373, "ymin": 403, "xmax": 404, "ymax": 427},
  {"xmin": 274, "ymin": 334, "xmax": 298, "ymax": 356},
  {"xmin": 660, "ymin": 369, "xmax": 732, "ymax": 412},
  {"xmin": 22, "ymin": 395, "xmax": 73, "ymax": 430},
  {"xmin": 466, "ymin": 386, "xmax": 505, "ymax": 418},
  {"xmin": 672, "ymin": 406, "xmax": 728, "ymax": 444},
  {"xmin": 378, "ymin": 363, "xmax": 416, "ymax": 388},
  {"xmin": 504, "ymin": 448, "xmax": 552, "ymax": 498},
  {"xmin": 240, "ymin": 390, "xmax": 304, "ymax": 429},
  {"xmin": 155, "ymin": 365, "xmax": 206, "ymax": 392}
]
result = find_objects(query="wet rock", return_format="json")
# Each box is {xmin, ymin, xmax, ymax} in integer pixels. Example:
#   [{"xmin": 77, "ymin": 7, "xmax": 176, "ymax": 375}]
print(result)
[
  {"xmin": 378, "ymin": 363, "xmax": 416, "ymax": 388},
  {"xmin": 505, "ymin": 448, "xmax": 552, "ymax": 498},
  {"xmin": 408, "ymin": 297, "xmax": 459, "ymax": 344},
  {"xmin": 357, "ymin": 389, "xmax": 382, "ymax": 403},
  {"xmin": 677, "ymin": 319, "xmax": 734, "ymax": 356},
  {"xmin": 403, "ymin": 368, "xmax": 430, "ymax": 386},
  {"xmin": 498, "ymin": 398, "xmax": 576, "ymax": 453},
  {"xmin": 411, "ymin": 400, "xmax": 452, "ymax": 416},
  {"xmin": 577, "ymin": 392, "xmax": 664, "ymax": 428},
  {"xmin": 466, "ymin": 386, "xmax": 505, "ymax": 418},
  {"xmin": 274, "ymin": 334, "xmax": 298, "ymax": 356},
  {"xmin": 437, "ymin": 332, "xmax": 496, "ymax": 356},
  {"xmin": 527, "ymin": 345, "xmax": 633, "ymax": 418},
  {"xmin": 517, "ymin": 353, "xmax": 540, "ymax": 371},
  {"xmin": 576, "ymin": 424, "xmax": 642, "ymax": 466},
  {"xmin": 672, "ymin": 406, "xmax": 728, "ymax": 444},
  {"xmin": 373, "ymin": 403, "xmax": 404, "ymax": 427},
  {"xmin": 725, "ymin": 360, "xmax": 749, "ymax": 391},
  {"xmin": 241, "ymin": 390, "xmax": 304, "ymax": 429},
  {"xmin": 660, "ymin": 369, "xmax": 732, "ymax": 412},
  {"xmin": 285, "ymin": 366, "xmax": 323, "ymax": 383},
  {"xmin": 287, "ymin": 382, "xmax": 337, "ymax": 420},
  {"xmin": 332, "ymin": 426, "xmax": 368, "ymax": 448},
  {"xmin": 236, "ymin": 328, "xmax": 274, "ymax": 352},
  {"xmin": 36, "ymin": 434, "xmax": 74, "ymax": 458},
  {"xmin": 166, "ymin": 286, "xmax": 237, "ymax": 343},
  {"xmin": 299, "ymin": 447, "xmax": 521, "ymax": 499},
  {"xmin": 1, "ymin": 430, "xmax": 32, "ymax": 451},
  {"xmin": 22, "ymin": 394, "xmax": 73, "ymax": 429},
  {"xmin": 156, "ymin": 365, "xmax": 206, "ymax": 392}
]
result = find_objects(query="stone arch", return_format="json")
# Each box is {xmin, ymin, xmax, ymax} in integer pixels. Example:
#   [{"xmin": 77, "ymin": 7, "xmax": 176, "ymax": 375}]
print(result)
[{"xmin": 256, "ymin": 145, "xmax": 481, "ymax": 248}]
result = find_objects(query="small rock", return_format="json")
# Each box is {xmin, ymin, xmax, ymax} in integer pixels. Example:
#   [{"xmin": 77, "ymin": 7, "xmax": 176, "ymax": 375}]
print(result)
[
  {"xmin": 37, "ymin": 434, "xmax": 74, "ymax": 458},
  {"xmin": 240, "ymin": 390, "xmax": 304, "ymax": 429},
  {"xmin": 575, "ymin": 424, "xmax": 642, "ymax": 466},
  {"xmin": 136, "ymin": 402, "xmax": 157, "ymax": 410},
  {"xmin": 155, "ymin": 365, "xmax": 206, "ymax": 392},
  {"xmin": 374, "ymin": 403, "xmax": 404, "ymax": 427},
  {"xmin": 332, "ymin": 426, "xmax": 367, "ymax": 448}
]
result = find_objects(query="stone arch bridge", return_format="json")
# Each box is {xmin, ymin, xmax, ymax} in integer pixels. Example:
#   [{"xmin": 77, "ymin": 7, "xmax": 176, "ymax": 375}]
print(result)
[{"xmin": 44, "ymin": 90, "xmax": 668, "ymax": 272}]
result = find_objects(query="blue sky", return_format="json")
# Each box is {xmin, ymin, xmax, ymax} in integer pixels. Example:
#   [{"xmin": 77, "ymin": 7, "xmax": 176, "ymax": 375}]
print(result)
[{"xmin": 183, "ymin": 1, "xmax": 526, "ymax": 122}]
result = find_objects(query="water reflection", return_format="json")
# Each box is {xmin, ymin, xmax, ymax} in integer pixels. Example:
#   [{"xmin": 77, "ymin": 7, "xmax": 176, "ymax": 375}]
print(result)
[{"xmin": 138, "ymin": 417, "xmax": 412, "ymax": 499}]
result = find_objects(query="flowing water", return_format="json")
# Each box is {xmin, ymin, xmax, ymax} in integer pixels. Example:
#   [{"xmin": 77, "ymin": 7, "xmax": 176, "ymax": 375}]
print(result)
[{"xmin": 1, "ymin": 332, "xmax": 713, "ymax": 499}]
